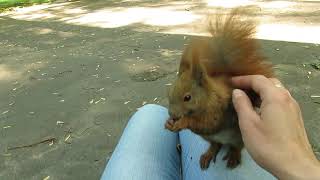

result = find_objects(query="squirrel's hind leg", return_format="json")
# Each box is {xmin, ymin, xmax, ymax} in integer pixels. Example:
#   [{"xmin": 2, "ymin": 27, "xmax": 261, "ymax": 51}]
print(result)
[
  {"xmin": 200, "ymin": 141, "xmax": 222, "ymax": 170},
  {"xmin": 223, "ymin": 146, "xmax": 243, "ymax": 169}
]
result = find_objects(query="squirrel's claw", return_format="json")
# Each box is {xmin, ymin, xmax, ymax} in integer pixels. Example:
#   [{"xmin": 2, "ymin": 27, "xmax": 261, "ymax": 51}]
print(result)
[
  {"xmin": 223, "ymin": 147, "xmax": 241, "ymax": 169},
  {"xmin": 165, "ymin": 119, "xmax": 183, "ymax": 132},
  {"xmin": 200, "ymin": 152, "xmax": 213, "ymax": 170}
]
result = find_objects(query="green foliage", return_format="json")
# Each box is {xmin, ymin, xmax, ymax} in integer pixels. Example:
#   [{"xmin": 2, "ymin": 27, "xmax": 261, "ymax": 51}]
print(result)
[{"xmin": 0, "ymin": 0, "xmax": 53, "ymax": 12}]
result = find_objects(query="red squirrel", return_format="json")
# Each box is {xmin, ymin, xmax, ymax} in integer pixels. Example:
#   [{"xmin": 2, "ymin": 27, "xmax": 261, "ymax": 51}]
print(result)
[{"xmin": 165, "ymin": 8, "xmax": 274, "ymax": 169}]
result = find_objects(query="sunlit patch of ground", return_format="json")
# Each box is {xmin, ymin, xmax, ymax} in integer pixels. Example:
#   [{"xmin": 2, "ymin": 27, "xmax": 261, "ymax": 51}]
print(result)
[{"xmin": 1, "ymin": 0, "xmax": 320, "ymax": 43}]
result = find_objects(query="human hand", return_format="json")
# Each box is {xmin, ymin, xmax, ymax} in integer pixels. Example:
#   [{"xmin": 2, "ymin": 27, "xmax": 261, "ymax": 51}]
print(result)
[{"xmin": 231, "ymin": 75, "xmax": 320, "ymax": 180}]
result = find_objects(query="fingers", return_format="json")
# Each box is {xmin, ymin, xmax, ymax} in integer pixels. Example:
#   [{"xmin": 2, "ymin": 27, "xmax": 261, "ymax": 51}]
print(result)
[
  {"xmin": 269, "ymin": 78, "xmax": 284, "ymax": 88},
  {"xmin": 231, "ymin": 75, "xmax": 273, "ymax": 98},
  {"xmin": 232, "ymin": 89, "xmax": 259, "ymax": 129},
  {"xmin": 231, "ymin": 75, "xmax": 281, "ymax": 100}
]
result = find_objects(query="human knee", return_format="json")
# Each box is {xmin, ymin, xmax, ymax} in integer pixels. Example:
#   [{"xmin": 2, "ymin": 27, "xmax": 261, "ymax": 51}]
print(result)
[
  {"xmin": 129, "ymin": 104, "xmax": 169, "ymax": 127},
  {"xmin": 138, "ymin": 104, "xmax": 167, "ymax": 112}
]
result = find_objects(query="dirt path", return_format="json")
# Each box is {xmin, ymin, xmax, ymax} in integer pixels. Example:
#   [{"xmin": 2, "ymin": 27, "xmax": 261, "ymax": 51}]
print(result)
[{"xmin": 0, "ymin": 0, "xmax": 320, "ymax": 179}]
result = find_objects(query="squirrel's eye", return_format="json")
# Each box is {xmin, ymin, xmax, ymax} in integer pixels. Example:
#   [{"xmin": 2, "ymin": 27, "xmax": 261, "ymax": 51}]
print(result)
[{"xmin": 184, "ymin": 95, "xmax": 191, "ymax": 102}]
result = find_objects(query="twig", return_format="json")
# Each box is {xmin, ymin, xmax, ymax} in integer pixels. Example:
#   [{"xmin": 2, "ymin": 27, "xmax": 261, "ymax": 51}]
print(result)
[{"xmin": 8, "ymin": 137, "xmax": 56, "ymax": 150}]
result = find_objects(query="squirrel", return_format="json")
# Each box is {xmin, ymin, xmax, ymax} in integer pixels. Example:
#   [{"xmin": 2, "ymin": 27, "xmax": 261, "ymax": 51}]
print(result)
[{"xmin": 165, "ymin": 8, "xmax": 274, "ymax": 169}]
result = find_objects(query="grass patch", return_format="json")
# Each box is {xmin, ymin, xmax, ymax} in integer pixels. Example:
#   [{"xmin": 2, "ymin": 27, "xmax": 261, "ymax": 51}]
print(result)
[{"xmin": 0, "ymin": 0, "xmax": 54, "ymax": 12}]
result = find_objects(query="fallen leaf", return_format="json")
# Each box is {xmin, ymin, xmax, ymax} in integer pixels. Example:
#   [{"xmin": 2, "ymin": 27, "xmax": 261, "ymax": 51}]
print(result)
[{"xmin": 43, "ymin": 176, "xmax": 50, "ymax": 180}]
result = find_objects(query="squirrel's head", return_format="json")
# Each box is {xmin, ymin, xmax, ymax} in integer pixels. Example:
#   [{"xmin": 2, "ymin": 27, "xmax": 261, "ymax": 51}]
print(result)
[{"xmin": 168, "ymin": 44, "xmax": 213, "ymax": 121}]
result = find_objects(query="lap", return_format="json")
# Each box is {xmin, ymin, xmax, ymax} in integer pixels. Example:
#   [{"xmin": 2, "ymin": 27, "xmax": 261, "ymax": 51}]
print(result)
[
  {"xmin": 100, "ymin": 104, "xmax": 181, "ymax": 180},
  {"xmin": 101, "ymin": 104, "xmax": 276, "ymax": 180}
]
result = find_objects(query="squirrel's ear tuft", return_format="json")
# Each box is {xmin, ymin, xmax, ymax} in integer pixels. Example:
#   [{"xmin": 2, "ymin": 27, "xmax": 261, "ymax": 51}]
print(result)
[
  {"xmin": 178, "ymin": 59, "xmax": 190, "ymax": 75},
  {"xmin": 178, "ymin": 46, "xmax": 191, "ymax": 75},
  {"xmin": 191, "ymin": 48, "xmax": 207, "ymax": 86}
]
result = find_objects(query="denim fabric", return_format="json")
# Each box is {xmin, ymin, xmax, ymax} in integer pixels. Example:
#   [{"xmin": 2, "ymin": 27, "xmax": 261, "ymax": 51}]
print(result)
[{"xmin": 101, "ymin": 104, "xmax": 276, "ymax": 180}]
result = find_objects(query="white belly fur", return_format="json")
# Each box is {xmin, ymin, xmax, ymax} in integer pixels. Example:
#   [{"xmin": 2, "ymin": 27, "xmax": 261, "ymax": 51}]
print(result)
[{"xmin": 202, "ymin": 128, "xmax": 242, "ymax": 147}]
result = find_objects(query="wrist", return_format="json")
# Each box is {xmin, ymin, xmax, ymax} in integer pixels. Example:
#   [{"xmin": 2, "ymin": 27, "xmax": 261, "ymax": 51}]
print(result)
[{"xmin": 277, "ymin": 157, "xmax": 320, "ymax": 180}]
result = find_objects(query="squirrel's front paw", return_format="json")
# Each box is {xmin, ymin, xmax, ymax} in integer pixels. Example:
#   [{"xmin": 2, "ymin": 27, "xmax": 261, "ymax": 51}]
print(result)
[{"xmin": 165, "ymin": 119, "xmax": 185, "ymax": 132}]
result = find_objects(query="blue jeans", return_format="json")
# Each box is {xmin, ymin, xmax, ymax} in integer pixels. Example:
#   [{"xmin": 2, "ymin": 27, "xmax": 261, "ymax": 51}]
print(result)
[{"xmin": 101, "ymin": 104, "xmax": 276, "ymax": 180}]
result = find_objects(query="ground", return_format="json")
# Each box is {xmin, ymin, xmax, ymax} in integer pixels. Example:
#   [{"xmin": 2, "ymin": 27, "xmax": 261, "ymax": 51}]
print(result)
[{"xmin": 0, "ymin": 0, "xmax": 320, "ymax": 179}]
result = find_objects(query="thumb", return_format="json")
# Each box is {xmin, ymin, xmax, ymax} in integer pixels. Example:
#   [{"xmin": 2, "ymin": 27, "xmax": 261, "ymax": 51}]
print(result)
[{"xmin": 232, "ymin": 89, "xmax": 259, "ymax": 130}]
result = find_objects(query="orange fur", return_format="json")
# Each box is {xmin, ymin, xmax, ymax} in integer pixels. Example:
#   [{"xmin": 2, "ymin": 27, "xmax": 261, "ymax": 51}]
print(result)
[{"xmin": 166, "ymin": 7, "xmax": 274, "ymax": 169}]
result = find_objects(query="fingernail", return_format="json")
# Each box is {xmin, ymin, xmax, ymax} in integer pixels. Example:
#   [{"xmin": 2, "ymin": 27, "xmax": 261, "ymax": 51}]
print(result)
[{"xmin": 233, "ymin": 89, "xmax": 243, "ymax": 98}]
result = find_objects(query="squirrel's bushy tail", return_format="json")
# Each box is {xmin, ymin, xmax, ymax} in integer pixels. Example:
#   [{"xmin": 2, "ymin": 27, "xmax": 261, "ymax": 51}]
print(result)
[{"xmin": 206, "ymin": 7, "xmax": 274, "ymax": 77}]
